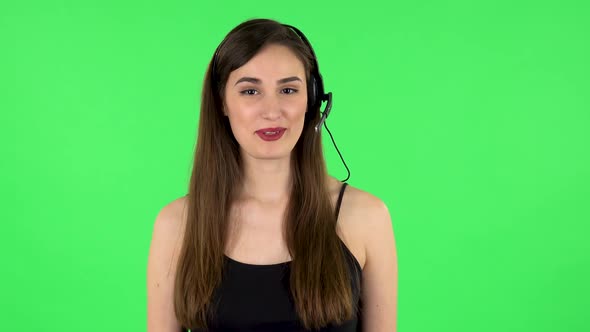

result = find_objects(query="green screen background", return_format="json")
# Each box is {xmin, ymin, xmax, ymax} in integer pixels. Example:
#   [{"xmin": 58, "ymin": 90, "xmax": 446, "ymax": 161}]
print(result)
[{"xmin": 1, "ymin": 0, "xmax": 588, "ymax": 331}]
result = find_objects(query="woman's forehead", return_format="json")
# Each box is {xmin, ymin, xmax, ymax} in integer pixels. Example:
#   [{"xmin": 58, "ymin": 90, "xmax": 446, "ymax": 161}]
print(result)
[{"xmin": 228, "ymin": 45, "xmax": 306, "ymax": 82}]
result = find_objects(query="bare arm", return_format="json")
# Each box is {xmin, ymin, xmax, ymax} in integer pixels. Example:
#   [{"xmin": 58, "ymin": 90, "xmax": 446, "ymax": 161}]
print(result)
[
  {"xmin": 147, "ymin": 197, "xmax": 187, "ymax": 332},
  {"xmin": 361, "ymin": 197, "xmax": 398, "ymax": 331}
]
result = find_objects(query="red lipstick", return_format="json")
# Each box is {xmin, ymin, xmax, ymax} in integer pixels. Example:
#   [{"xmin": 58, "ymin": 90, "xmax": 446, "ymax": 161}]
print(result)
[{"xmin": 255, "ymin": 127, "xmax": 286, "ymax": 141}]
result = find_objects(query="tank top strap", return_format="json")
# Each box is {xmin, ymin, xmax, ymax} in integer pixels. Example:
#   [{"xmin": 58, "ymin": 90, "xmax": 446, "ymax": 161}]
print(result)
[{"xmin": 335, "ymin": 182, "xmax": 348, "ymax": 220}]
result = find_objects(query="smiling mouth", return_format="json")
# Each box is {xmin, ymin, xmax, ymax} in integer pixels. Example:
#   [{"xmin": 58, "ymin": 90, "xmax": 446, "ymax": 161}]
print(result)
[
  {"xmin": 255, "ymin": 128, "xmax": 286, "ymax": 141},
  {"xmin": 256, "ymin": 127, "xmax": 286, "ymax": 135}
]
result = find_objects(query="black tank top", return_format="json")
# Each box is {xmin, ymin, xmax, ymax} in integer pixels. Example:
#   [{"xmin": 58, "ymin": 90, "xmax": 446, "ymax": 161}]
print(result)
[{"xmin": 186, "ymin": 182, "xmax": 362, "ymax": 331}]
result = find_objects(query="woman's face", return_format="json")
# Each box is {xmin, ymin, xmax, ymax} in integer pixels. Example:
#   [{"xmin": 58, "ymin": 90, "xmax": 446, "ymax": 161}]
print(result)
[{"xmin": 223, "ymin": 44, "xmax": 308, "ymax": 161}]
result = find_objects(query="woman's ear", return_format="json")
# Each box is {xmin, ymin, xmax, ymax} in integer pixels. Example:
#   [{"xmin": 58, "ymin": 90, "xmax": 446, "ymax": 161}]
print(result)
[{"xmin": 222, "ymin": 102, "xmax": 228, "ymax": 116}]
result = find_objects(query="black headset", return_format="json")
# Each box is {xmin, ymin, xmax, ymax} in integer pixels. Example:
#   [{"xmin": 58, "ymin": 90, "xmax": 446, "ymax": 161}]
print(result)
[
  {"xmin": 280, "ymin": 24, "xmax": 332, "ymax": 132},
  {"xmin": 211, "ymin": 23, "xmax": 350, "ymax": 182}
]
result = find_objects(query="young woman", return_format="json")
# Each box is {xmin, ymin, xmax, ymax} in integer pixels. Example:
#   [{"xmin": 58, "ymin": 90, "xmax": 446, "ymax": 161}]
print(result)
[{"xmin": 147, "ymin": 18, "xmax": 397, "ymax": 332}]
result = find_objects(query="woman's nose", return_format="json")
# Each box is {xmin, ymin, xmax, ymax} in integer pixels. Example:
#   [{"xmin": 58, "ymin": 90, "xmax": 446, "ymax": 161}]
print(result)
[{"xmin": 261, "ymin": 94, "xmax": 281, "ymax": 119}]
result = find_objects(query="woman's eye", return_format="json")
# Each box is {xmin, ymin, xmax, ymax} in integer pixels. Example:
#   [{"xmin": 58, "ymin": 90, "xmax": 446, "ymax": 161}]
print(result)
[
  {"xmin": 239, "ymin": 88, "xmax": 298, "ymax": 95},
  {"xmin": 240, "ymin": 89, "xmax": 258, "ymax": 95}
]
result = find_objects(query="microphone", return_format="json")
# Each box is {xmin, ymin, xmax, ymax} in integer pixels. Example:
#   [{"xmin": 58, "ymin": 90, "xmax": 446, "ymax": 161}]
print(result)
[{"xmin": 314, "ymin": 92, "xmax": 332, "ymax": 132}]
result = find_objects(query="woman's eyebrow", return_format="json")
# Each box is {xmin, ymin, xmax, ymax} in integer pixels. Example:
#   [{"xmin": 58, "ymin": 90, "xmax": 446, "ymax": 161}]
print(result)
[{"xmin": 234, "ymin": 76, "xmax": 303, "ymax": 86}]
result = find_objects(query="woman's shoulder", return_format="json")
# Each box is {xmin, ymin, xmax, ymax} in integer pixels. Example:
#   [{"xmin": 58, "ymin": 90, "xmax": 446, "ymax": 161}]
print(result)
[
  {"xmin": 328, "ymin": 177, "xmax": 390, "ymax": 270},
  {"xmin": 153, "ymin": 195, "xmax": 190, "ymax": 241},
  {"xmin": 327, "ymin": 176, "xmax": 388, "ymax": 216}
]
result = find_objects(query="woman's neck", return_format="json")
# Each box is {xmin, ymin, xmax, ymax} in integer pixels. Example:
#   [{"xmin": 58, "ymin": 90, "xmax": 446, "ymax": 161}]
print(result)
[{"xmin": 240, "ymin": 155, "xmax": 292, "ymax": 204}]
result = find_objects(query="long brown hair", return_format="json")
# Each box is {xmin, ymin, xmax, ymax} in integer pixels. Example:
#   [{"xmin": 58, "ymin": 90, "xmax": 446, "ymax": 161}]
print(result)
[{"xmin": 174, "ymin": 18, "xmax": 358, "ymax": 330}]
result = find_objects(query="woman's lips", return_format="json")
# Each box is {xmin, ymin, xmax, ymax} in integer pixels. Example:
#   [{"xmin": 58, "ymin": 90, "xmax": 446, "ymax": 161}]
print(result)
[{"xmin": 255, "ymin": 127, "xmax": 286, "ymax": 141}]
